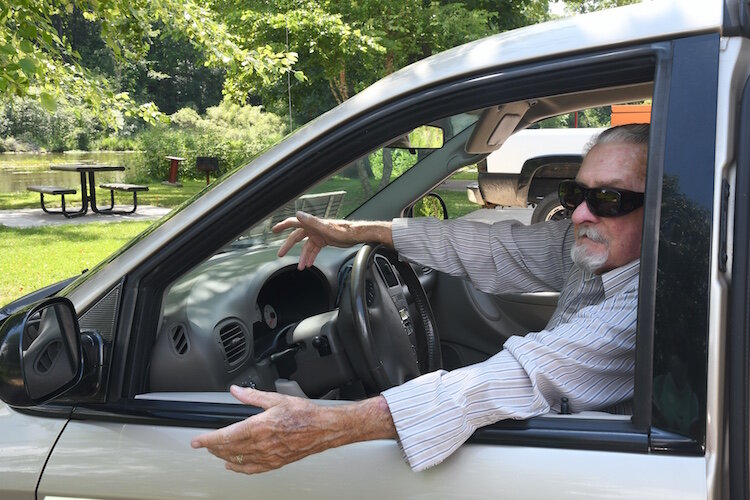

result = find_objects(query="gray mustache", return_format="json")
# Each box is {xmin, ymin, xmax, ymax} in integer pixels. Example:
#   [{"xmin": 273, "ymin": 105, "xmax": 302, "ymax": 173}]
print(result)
[{"xmin": 577, "ymin": 225, "xmax": 607, "ymax": 244}]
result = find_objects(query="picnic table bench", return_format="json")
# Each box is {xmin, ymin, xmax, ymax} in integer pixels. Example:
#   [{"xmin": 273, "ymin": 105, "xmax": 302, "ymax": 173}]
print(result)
[
  {"xmin": 26, "ymin": 185, "xmax": 79, "ymax": 218},
  {"xmin": 99, "ymin": 183, "xmax": 149, "ymax": 214}
]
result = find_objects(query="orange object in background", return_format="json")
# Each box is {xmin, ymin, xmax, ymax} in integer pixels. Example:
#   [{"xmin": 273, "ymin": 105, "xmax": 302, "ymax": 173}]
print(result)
[{"xmin": 611, "ymin": 104, "xmax": 651, "ymax": 125}]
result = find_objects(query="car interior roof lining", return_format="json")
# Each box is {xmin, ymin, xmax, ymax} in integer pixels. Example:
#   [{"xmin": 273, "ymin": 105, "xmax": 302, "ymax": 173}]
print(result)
[{"xmin": 466, "ymin": 81, "xmax": 654, "ymax": 154}]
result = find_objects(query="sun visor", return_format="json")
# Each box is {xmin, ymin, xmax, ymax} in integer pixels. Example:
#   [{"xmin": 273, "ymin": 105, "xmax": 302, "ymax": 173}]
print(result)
[{"xmin": 465, "ymin": 101, "xmax": 531, "ymax": 154}]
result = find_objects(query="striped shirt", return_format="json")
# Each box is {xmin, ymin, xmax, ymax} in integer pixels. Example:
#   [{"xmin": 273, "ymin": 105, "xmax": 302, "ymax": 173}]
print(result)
[{"xmin": 382, "ymin": 217, "xmax": 639, "ymax": 471}]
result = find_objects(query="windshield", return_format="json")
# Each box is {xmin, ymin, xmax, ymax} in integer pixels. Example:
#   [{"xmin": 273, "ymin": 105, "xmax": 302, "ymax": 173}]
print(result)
[{"xmin": 226, "ymin": 113, "xmax": 478, "ymax": 251}]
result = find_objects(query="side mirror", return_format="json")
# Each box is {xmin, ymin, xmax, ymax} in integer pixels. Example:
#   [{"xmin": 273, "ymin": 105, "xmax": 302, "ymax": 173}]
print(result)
[
  {"xmin": 409, "ymin": 193, "xmax": 448, "ymax": 220},
  {"xmin": 0, "ymin": 297, "xmax": 83, "ymax": 407}
]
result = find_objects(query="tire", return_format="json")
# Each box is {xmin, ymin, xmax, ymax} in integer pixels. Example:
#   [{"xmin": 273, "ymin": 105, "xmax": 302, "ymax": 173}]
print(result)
[{"xmin": 531, "ymin": 192, "xmax": 572, "ymax": 224}]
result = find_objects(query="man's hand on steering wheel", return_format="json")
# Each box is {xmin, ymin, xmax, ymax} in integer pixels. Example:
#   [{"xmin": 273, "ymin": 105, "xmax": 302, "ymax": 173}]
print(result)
[{"xmin": 272, "ymin": 211, "xmax": 393, "ymax": 270}]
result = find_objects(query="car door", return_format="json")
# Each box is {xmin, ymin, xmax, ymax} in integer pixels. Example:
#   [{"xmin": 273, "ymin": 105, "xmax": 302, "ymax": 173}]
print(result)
[{"xmin": 33, "ymin": 28, "xmax": 723, "ymax": 500}]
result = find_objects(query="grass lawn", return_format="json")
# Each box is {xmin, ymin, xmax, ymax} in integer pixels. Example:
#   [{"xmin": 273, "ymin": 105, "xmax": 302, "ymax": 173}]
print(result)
[
  {"xmin": 0, "ymin": 222, "xmax": 153, "ymax": 306},
  {"xmin": 0, "ymin": 180, "xmax": 205, "ymax": 306},
  {"xmin": 434, "ymin": 189, "xmax": 479, "ymax": 218}
]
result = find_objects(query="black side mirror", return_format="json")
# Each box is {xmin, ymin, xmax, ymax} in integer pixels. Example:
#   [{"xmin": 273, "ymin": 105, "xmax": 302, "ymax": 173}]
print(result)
[
  {"xmin": 0, "ymin": 297, "xmax": 83, "ymax": 407},
  {"xmin": 408, "ymin": 192, "xmax": 448, "ymax": 220}
]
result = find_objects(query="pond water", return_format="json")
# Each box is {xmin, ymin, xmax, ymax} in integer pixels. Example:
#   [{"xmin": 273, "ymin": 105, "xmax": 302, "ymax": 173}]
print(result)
[{"xmin": 0, "ymin": 152, "xmax": 144, "ymax": 193}]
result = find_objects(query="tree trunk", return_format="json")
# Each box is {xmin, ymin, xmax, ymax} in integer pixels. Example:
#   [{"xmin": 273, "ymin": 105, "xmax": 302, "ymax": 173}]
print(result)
[
  {"xmin": 385, "ymin": 51, "xmax": 394, "ymax": 75},
  {"xmin": 328, "ymin": 67, "xmax": 350, "ymax": 104},
  {"xmin": 357, "ymin": 156, "xmax": 373, "ymax": 198},
  {"xmin": 379, "ymin": 148, "xmax": 394, "ymax": 190}
]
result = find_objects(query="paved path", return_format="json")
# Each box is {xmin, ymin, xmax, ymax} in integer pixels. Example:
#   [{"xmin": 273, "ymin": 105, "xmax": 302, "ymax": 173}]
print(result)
[
  {"xmin": 437, "ymin": 179, "xmax": 472, "ymax": 191},
  {"xmin": 0, "ymin": 205, "xmax": 171, "ymax": 228}
]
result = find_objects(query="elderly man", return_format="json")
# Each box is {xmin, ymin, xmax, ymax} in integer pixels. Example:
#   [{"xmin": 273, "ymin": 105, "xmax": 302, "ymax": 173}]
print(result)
[{"xmin": 192, "ymin": 124, "xmax": 649, "ymax": 474}]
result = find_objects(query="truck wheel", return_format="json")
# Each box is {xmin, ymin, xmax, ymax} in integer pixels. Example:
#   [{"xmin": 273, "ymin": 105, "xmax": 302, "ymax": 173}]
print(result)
[{"xmin": 531, "ymin": 192, "xmax": 571, "ymax": 224}]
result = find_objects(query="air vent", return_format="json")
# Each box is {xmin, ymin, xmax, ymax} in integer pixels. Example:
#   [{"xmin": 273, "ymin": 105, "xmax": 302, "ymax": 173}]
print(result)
[
  {"xmin": 169, "ymin": 325, "xmax": 190, "ymax": 356},
  {"xmin": 218, "ymin": 321, "xmax": 249, "ymax": 369}
]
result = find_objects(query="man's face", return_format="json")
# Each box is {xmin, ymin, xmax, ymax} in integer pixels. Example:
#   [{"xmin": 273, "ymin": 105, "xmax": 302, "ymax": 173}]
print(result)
[{"xmin": 570, "ymin": 143, "xmax": 646, "ymax": 274}]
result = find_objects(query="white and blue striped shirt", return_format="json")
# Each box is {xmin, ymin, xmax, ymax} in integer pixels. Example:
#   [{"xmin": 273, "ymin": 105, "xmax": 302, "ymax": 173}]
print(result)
[{"xmin": 382, "ymin": 217, "xmax": 639, "ymax": 471}]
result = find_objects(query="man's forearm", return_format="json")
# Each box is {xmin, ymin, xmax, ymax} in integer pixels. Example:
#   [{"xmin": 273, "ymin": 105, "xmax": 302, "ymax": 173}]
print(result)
[
  {"xmin": 344, "ymin": 220, "xmax": 394, "ymax": 248},
  {"xmin": 192, "ymin": 388, "xmax": 398, "ymax": 474},
  {"xmin": 328, "ymin": 395, "xmax": 397, "ymax": 445},
  {"xmin": 308, "ymin": 396, "xmax": 398, "ymax": 455}
]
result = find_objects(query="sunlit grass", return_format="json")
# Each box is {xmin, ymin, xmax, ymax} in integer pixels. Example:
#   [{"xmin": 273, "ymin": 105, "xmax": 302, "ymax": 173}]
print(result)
[{"xmin": 0, "ymin": 222, "xmax": 153, "ymax": 306}]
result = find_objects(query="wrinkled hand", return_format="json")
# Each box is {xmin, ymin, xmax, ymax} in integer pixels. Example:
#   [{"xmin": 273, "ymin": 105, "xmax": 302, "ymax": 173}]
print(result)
[
  {"xmin": 272, "ymin": 211, "xmax": 356, "ymax": 270},
  {"xmin": 191, "ymin": 386, "xmax": 335, "ymax": 474},
  {"xmin": 191, "ymin": 386, "xmax": 396, "ymax": 475}
]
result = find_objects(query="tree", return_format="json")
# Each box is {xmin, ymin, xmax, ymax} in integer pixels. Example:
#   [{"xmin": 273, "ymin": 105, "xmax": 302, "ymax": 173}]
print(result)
[
  {"xmin": 212, "ymin": 1, "xmax": 551, "ymax": 193},
  {"xmin": 214, "ymin": 1, "xmax": 504, "ymax": 124},
  {"xmin": 0, "ymin": 0, "xmax": 299, "ymax": 126},
  {"xmin": 561, "ymin": 0, "xmax": 641, "ymax": 14}
]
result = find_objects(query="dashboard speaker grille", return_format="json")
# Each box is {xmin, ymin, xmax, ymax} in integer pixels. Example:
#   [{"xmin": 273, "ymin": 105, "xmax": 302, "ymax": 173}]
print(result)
[{"xmin": 219, "ymin": 321, "xmax": 248, "ymax": 368}]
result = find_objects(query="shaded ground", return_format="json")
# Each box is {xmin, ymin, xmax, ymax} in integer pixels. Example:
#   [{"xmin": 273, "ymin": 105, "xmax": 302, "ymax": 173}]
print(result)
[{"xmin": 0, "ymin": 206, "xmax": 171, "ymax": 228}]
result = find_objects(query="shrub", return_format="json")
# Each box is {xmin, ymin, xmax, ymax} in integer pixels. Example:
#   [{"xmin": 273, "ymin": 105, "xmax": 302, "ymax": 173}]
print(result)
[
  {"xmin": 169, "ymin": 107, "xmax": 202, "ymax": 129},
  {"xmin": 0, "ymin": 136, "xmax": 40, "ymax": 152},
  {"xmin": 93, "ymin": 135, "xmax": 140, "ymax": 151},
  {"xmin": 132, "ymin": 100, "xmax": 287, "ymax": 182},
  {"xmin": 0, "ymin": 97, "xmax": 102, "ymax": 151}
]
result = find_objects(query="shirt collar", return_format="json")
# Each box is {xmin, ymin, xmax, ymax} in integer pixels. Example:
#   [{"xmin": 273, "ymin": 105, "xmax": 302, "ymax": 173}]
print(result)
[{"xmin": 600, "ymin": 259, "xmax": 640, "ymax": 298}]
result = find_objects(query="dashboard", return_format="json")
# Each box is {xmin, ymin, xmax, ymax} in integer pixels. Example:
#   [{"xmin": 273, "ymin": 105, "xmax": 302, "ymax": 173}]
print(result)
[{"xmin": 149, "ymin": 243, "xmax": 357, "ymax": 396}]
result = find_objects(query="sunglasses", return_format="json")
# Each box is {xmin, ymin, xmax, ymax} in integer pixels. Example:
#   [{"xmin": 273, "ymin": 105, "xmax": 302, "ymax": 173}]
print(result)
[{"xmin": 558, "ymin": 180, "xmax": 644, "ymax": 217}]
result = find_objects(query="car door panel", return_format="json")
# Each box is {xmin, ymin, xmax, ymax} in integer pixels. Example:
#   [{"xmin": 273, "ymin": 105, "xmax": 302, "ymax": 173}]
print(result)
[
  {"xmin": 40, "ymin": 418, "xmax": 706, "ymax": 499},
  {"xmin": 0, "ymin": 403, "xmax": 68, "ymax": 500}
]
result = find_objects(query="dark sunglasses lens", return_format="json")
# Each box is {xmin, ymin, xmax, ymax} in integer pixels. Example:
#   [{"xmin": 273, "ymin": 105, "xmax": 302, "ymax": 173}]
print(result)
[
  {"xmin": 590, "ymin": 189, "xmax": 621, "ymax": 216},
  {"xmin": 558, "ymin": 182, "xmax": 583, "ymax": 209}
]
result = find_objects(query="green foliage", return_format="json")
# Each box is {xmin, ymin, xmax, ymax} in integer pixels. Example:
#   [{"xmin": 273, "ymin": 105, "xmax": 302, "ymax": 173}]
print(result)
[
  {"xmin": 169, "ymin": 108, "xmax": 202, "ymax": 129},
  {"xmin": 215, "ymin": 0, "xmax": 499, "ymax": 123},
  {"xmin": 0, "ymin": 96, "xmax": 101, "ymax": 151},
  {"xmin": 368, "ymin": 149, "xmax": 418, "ymax": 180},
  {"xmin": 92, "ymin": 135, "xmax": 139, "ymax": 151},
  {"xmin": 537, "ymin": 106, "xmax": 611, "ymax": 128},
  {"xmin": 413, "ymin": 195, "xmax": 445, "ymax": 219},
  {"xmin": 120, "ymin": 27, "xmax": 226, "ymax": 114},
  {"xmin": 562, "ymin": 0, "xmax": 641, "ymax": 14},
  {"xmin": 2, "ymin": 0, "xmax": 567, "ymax": 144},
  {"xmin": 1, "ymin": 0, "xmax": 297, "ymax": 128},
  {"xmin": 135, "ymin": 99, "xmax": 287, "ymax": 181}
]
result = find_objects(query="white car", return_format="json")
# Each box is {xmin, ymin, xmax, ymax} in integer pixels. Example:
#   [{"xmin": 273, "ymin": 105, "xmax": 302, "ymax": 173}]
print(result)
[
  {"xmin": 0, "ymin": 0, "xmax": 746, "ymax": 498},
  {"xmin": 467, "ymin": 127, "xmax": 603, "ymax": 222}
]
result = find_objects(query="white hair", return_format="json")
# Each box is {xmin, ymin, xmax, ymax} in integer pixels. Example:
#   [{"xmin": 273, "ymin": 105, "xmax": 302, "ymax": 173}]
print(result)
[{"xmin": 584, "ymin": 123, "xmax": 650, "ymax": 155}]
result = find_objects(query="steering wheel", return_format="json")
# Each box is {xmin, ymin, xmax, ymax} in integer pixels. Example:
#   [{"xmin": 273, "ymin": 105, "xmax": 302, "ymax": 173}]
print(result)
[{"xmin": 340, "ymin": 244, "xmax": 441, "ymax": 391}]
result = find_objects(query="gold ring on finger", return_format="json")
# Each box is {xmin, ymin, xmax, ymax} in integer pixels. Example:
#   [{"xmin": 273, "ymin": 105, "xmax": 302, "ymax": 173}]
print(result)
[{"xmin": 235, "ymin": 454, "xmax": 243, "ymax": 465}]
